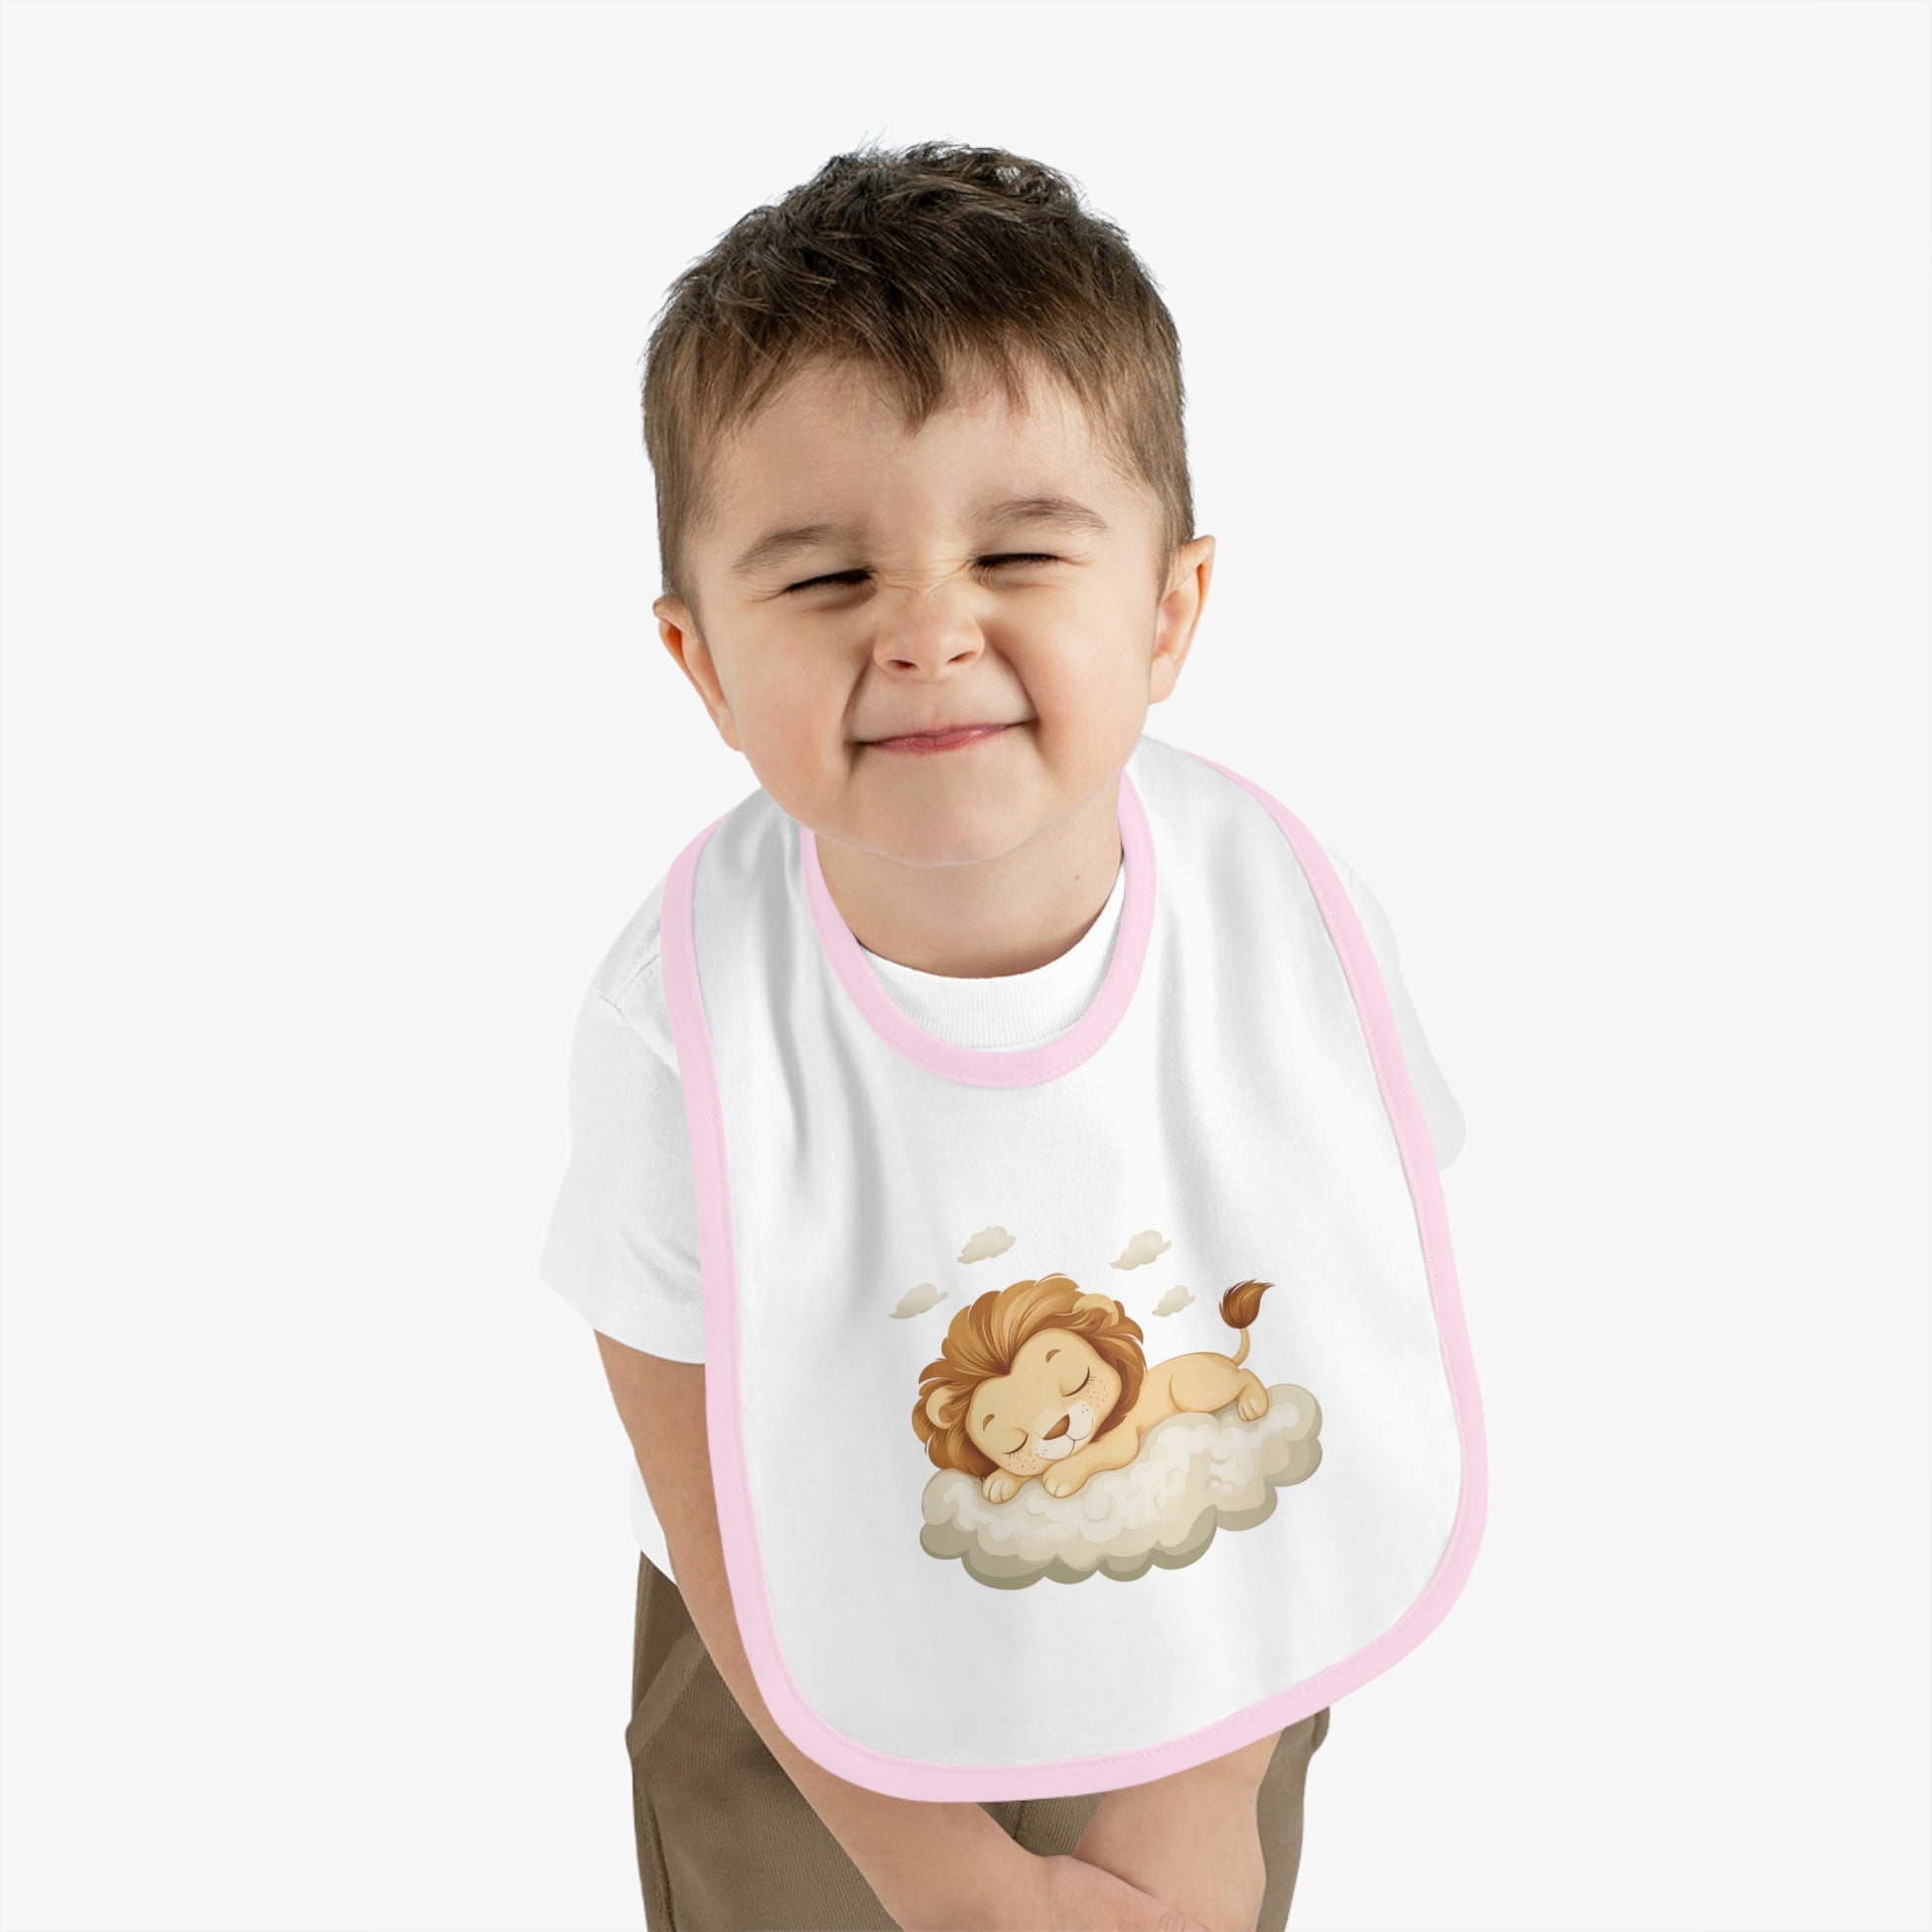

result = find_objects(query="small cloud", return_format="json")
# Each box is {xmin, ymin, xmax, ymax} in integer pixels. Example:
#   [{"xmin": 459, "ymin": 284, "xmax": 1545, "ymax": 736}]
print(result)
[
  {"xmin": 921, "ymin": 1386, "xmax": 1324, "ymax": 1586},
  {"xmin": 1152, "ymin": 1284, "xmax": 1195, "ymax": 1317},
  {"xmin": 890, "ymin": 1282, "xmax": 947, "ymax": 1319},
  {"xmin": 958, "ymin": 1226, "xmax": 1018, "ymax": 1264},
  {"xmin": 1111, "ymin": 1229, "xmax": 1172, "ymax": 1269}
]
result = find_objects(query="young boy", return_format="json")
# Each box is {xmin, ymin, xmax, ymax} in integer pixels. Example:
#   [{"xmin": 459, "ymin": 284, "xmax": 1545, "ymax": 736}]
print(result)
[{"xmin": 541, "ymin": 140, "xmax": 1478, "ymax": 1932}]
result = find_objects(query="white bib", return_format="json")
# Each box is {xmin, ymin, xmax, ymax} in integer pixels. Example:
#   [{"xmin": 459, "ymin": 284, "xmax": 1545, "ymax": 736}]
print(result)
[{"xmin": 658, "ymin": 731, "xmax": 1486, "ymax": 1802}]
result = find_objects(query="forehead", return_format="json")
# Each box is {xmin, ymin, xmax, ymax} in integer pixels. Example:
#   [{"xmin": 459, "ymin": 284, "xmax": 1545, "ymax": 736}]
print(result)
[
  {"xmin": 984, "ymin": 1330, "xmax": 1071, "ymax": 1404},
  {"xmin": 705, "ymin": 358, "xmax": 1137, "ymax": 573},
  {"xmin": 1018, "ymin": 1328, "xmax": 1079, "ymax": 1362}
]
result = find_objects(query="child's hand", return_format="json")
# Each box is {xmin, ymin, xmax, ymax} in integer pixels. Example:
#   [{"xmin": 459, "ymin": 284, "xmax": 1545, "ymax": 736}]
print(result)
[
  {"xmin": 1068, "ymin": 1755, "xmax": 1273, "ymax": 1932},
  {"xmin": 975, "ymin": 1850, "xmax": 1214, "ymax": 1931}
]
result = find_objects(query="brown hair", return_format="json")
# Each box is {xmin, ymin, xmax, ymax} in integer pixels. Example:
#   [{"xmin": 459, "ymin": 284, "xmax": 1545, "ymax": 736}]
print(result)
[{"xmin": 639, "ymin": 139, "xmax": 1196, "ymax": 630}]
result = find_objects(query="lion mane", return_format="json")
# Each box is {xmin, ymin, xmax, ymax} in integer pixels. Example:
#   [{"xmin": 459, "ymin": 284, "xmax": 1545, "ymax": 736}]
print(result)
[{"xmin": 909, "ymin": 1271, "xmax": 1150, "ymax": 1478}]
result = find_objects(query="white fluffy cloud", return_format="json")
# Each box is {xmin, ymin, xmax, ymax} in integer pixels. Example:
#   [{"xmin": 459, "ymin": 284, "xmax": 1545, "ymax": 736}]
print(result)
[
  {"xmin": 957, "ymin": 1225, "xmax": 1018, "ymax": 1264},
  {"xmin": 890, "ymin": 1282, "xmax": 947, "ymax": 1318},
  {"xmin": 1110, "ymin": 1229, "xmax": 1172, "ymax": 1269}
]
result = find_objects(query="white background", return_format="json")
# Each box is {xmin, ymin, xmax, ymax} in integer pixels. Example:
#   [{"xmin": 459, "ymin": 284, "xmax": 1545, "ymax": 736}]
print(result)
[{"xmin": 3, "ymin": 3, "xmax": 1927, "ymax": 1929}]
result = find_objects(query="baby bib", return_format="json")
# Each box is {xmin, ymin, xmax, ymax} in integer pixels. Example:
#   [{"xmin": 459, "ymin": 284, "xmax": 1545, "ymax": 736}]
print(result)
[{"xmin": 657, "ymin": 730, "xmax": 1486, "ymax": 1802}]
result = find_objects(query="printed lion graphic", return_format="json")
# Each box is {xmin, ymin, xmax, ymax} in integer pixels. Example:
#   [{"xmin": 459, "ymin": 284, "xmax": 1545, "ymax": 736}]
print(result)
[{"xmin": 911, "ymin": 1270, "xmax": 1304, "ymax": 1501}]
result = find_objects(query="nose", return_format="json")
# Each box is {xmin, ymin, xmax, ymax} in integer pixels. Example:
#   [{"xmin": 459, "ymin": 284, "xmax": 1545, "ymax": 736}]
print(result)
[
  {"xmin": 1041, "ymin": 1414, "xmax": 1070, "ymax": 1443},
  {"xmin": 872, "ymin": 596, "xmax": 989, "ymax": 676},
  {"xmin": 878, "ymin": 637, "xmax": 984, "ymax": 674}
]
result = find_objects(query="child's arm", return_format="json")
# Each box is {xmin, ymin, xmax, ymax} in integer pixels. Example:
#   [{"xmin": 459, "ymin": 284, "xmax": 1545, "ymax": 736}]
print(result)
[
  {"xmin": 1071, "ymin": 1736, "xmax": 1280, "ymax": 1932},
  {"xmin": 596, "ymin": 1333, "xmax": 1206, "ymax": 1932}
]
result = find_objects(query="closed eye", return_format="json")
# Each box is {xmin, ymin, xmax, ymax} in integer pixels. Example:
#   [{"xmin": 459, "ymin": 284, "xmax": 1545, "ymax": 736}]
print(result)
[{"xmin": 781, "ymin": 554, "xmax": 1061, "ymax": 596}]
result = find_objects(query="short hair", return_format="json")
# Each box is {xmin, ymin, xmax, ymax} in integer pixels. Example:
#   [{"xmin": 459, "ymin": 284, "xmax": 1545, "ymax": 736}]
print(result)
[{"xmin": 639, "ymin": 139, "xmax": 1196, "ymax": 628}]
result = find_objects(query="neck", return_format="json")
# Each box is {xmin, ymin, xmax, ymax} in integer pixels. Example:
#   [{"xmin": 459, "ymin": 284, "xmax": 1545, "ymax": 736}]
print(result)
[{"xmin": 812, "ymin": 778, "xmax": 1124, "ymax": 979}]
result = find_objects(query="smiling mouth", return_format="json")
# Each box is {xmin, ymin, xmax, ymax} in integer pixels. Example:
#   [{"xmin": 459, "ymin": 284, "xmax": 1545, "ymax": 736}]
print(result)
[
  {"xmin": 1051, "ymin": 1376, "xmax": 1093, "ymax": 1453},
  {"xmin": 869, "ymin": 722, "xmax": 1015, "ymax": 755},
  {"xmin": 1034, "ymin": 1427, "xmax": 1088, "ymax": 1463}
]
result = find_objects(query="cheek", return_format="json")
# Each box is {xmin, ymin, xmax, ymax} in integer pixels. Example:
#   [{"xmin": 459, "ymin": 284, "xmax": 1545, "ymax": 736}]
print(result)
[
  {"xmin": 1016, "ymin": 608, "xmax": 1141, "ymax": 677},
  {"xmin": 1022, "ymin": 682, "xmax": 1156, "ymax": 778},
  {"xmin": 991, "ymin": 1438, "xmax": 1044, "ymax": 1472},
  {"xmin": 737, "ymin": 639, "xmax": 850, "ymax": 730}
]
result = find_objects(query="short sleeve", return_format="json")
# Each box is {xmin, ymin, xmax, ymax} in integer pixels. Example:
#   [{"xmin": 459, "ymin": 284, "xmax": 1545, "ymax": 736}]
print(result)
[
  {"xmin": 1323, "ymin": 847, "xmax": 1467, "ymax": 1172},
  {"xmin": 537, "ymin": 973, "xmax": 706, "ymax": 1362}
]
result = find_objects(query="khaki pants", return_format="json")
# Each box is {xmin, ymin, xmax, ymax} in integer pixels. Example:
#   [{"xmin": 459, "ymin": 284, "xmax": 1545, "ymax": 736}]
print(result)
[{"xmin": 625, "ymin": 1552, "xmax": 1331, "ymax": 1931}]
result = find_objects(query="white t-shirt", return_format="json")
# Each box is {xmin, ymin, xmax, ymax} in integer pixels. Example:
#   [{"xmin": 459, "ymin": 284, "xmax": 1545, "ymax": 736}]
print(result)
[{"xmin": 539, "ymin": 840, "xmax": 1464, "ymax": 1586}]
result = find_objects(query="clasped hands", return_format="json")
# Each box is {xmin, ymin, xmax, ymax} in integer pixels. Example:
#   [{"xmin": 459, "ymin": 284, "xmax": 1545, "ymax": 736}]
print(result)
[{"xmin": 987, "ymin": 1730, "xmax": 1280, "ymax": 1932}]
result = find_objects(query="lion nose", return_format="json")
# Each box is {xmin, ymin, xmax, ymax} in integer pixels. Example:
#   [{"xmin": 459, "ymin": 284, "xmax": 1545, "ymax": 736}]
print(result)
[{"xmin": 1041, "ymin": 1414, "xmax": 1070, "ymax": 1443}]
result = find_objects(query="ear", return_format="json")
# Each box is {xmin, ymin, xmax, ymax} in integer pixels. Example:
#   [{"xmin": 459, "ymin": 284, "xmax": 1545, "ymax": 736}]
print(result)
[
  {"xmin": 1071, "ymin": 1294, "xmax": 1120, "ymax": 1318},
  {"xmin": 924, "ymin": 1384, "xmax": 964, "ymax": 1430},
  {"xmin": 654, "ymin": 595, "xmax": 741, "ymax": 752},
  {"xmin": 1149, "ymin": 533, "xmax": 1215, "ymax": 705}
]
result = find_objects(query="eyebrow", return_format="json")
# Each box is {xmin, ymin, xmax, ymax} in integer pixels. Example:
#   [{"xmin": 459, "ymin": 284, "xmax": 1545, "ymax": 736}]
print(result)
[{"xmin": 728, "ymin": 494, "xmax": 1111, "ymax": 582}]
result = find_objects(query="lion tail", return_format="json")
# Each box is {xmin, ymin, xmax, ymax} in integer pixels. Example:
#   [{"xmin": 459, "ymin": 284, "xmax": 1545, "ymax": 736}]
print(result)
[{"xmin": 1217, "ymin": 1279, "xmax": 1273, "ymax": 1366}]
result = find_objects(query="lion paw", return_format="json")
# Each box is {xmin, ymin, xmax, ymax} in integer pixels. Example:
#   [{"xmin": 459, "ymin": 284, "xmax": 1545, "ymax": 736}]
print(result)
[
  {"xmin": 1041, "ymin": 1459, "xmax": 1091, "ymax": 1498},
  {"xmin": 982, "ymin": 1468, "xmax": 1025, "ymax": 1503},
  {"xmin": 1237, "ymin": 1384, "xmax": 1271, "ymax": 1421}
]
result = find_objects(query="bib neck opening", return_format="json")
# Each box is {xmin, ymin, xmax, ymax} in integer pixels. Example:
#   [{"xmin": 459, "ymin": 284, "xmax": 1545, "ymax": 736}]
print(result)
[{"xmin": 797, "ymin": 770, "xmax": 1156, "ymax": 1088}]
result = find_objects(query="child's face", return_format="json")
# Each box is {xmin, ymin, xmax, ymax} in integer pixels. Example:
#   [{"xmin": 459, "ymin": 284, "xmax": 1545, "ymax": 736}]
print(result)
[{"xmin": 655, "ymin": 357, "xmax": 1213, "ymax": 869}]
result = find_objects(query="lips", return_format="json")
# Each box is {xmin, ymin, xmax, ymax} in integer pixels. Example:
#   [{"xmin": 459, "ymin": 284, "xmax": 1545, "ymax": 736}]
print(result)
[
  {"xmin": 870, "ymin": 721, "xmax": 1016, "ymax": 751},
  {"xmin": 869, "ymin": 721, "xmax": 1015, "ymax": 753}
]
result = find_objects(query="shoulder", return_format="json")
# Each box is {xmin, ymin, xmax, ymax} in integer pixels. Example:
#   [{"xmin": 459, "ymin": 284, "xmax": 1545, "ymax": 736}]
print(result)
[{"xmin": 574, "ymin": 875, "xmax": 677, "ymax": 1074}]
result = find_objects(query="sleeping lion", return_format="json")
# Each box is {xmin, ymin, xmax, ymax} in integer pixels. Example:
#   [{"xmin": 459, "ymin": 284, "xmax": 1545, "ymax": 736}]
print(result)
[{"xmin": 910, "ymin": 1270, "xmax": 1277, "ymax": 1501}]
